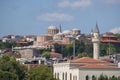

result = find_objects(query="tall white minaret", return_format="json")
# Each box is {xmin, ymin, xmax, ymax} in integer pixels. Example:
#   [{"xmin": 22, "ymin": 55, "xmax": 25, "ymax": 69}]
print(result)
[{"xmin": 92, "ymin": 23, "xmax": 100, "ymax": 59}]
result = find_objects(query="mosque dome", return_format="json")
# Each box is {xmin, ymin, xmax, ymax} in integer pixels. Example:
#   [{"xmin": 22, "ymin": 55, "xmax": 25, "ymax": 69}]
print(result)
[
  {"xmin": 72, "ymin": 28, "xmax": 80, "ymax": 31},
  {"xmin": 63, "ymin": 30, "xmax": 71, "ymax": 34},
  {"xmin": 47, "ymin": 25, "xmax": 59, "ymax": 35},
  {"xmin": 48, "ymin": 25, "xmax": 58, "ymax": 29}
]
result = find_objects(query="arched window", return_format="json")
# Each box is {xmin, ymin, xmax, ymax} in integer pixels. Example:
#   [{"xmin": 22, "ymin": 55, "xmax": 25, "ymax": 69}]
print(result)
[
  {"xmin": 118, "ymin": 76, "xmax": 120, "ymax": 79},
  {"xmin": 70, "ymin": 73, "xmax": 72, "ymax": 80},
  {"xmin": 86, "ymin": 75, "xmax": 89, "ymax": 80},
  {"xmin": 92, "ymin": 75, "xmax": 96, "ymax": 80},
  {"xmin": 57, "ymin": 73, "xmax": 59, "ymax": 79},
  {"xmin": 65, "ymin": 72, "xmax": 67, "ymax": 80},
  {"xmin": 63, "ymin": 73, "xmax": 64, "ymax": 80},
  {"xmin": 112, "ymin": 75, "xmax": 115, "ymax": 78},
  {"xmin": 55, "ymin": 73, "xmax": 56, "ymax": 79}
]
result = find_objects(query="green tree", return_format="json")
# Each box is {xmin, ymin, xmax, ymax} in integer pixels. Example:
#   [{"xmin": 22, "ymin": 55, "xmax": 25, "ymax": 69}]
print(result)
[
  {"xmin": 62, "ymin": 43, "xmax": 73, "ymax": 57},
  {"xmin": 0, "ymin": 70, "xmax": 18, "ymax": 80},
  {"xmin": 98, "ymin": 74, "xmax": 108, "ymax": 80},
  {"xmin": 109, "ymin": 76, "xmax": 118, "ymax": 80},
  {"xmin": 77, "ymin": 52, "xmax": 88, "ymax": 58},
  {"xmin": 0, "ymin": 54, "xmax": 26, "ymax": 80},
  {"xmin": 100, "ymin": 44, "xmax": 108, "ymax": 56},
  {"xmin": 85, "ymin": 44, "xmax": 93, "ymax": 57},
  {"xmin": 114, "ymin": 34, "xmax": 120, "ymax": 40},
  {"xmin": 42, "ymin": 51, "xmax": 50, "ymax": 59},
  {"xmin": 0, "ymin": 42, "xmax": 21, "ymax": 49},
  {"xmin": 75, "ymin": 40, "xmax": 85, "ymax": 54},
  {"xmin": 106, "ymin": 44, "xmax": 116, "ymax": 55},
  {"xmin": 26, "ymin": 65, "xmax": 57, "ymax": 80},
  {"xmin": 54, "ymin": 43, "xmax": 62, "ymax": 53}
]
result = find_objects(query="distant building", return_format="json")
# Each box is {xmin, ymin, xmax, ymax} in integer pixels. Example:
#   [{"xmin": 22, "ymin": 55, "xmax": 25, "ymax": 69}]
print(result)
[
  {"xmin": 14, "ymin": 48, "xmax": 39, "ymax": 58},
  {"xmin": 50, "ymin": 49, "xmax": 62, "ymax": 60},
  {"xmin": 34, "ymin": 34, "xmax": 53, "ymax": 46},
  {"xmin": 47, "ymin": 25, "xmax": 59, "ymax": 35},
  {"xmin": 101, "ymin": 32, "xmax": 120, "ymax": 47}
]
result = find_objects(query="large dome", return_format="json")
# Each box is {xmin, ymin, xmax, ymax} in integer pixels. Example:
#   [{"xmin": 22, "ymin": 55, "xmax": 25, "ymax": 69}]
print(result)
[
  {"xmin": 72, "ymin": 28, "xmax": 80, "ymax": 31},
  {"xmin": 63, "ymin": 30, "xmax": 71, "ymax": 34},
  {"xmin": 48, "ymin": 25, "xmax": 58, "ymax": 29}
]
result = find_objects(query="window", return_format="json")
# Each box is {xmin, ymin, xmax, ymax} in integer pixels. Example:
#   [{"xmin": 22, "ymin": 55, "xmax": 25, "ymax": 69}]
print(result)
[
  {"xmin": 57, "ymin": 73, "xmax": 59, "ymax": 79},
  {"xmin": 112, "ymin": 75, "xmax": 115, "ymax": 78},
  {"xmin": 70, "ymin": 73, "xmax": 72, "ymax": 80},
  {"xmin": 63, "ymin": 73, "xmax": 64, "ymax": 80},
  {"xmin": 86, "ymin": 75, "xmax": 89, "ymax": 80},
  {"xmin": 55, "ymin": 73, "xmax": 56, "ymax": 79},
  {"xmin": 92, "ymin": 75, "xmax": 96, "ymax": 80},
  {"xmin": 65, "ymin": 72, "xmax": 67, "ymax": 80},
  {"xmin": 73, "ymin": 76, "xmax": 77, "ymax": 80},
  {"xmin": 118, "ymin": 76, "xmax": 120, "ymax": 79}
]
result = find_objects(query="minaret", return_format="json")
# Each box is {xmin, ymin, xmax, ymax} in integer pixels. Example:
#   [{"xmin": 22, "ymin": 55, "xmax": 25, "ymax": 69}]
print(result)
[
  {"xmin": 92, "ymin": 23, "xmax": 100, "ymax": 59},
  {"xmin": 59, "ymin": 24, "xmax": 62, "ymax": 33}
]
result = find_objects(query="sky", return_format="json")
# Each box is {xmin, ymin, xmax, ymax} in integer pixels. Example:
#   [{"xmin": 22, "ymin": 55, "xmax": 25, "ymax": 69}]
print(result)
[{"xmin": 0, "ymin": 0, "xmax": 120, "ymax": 37}]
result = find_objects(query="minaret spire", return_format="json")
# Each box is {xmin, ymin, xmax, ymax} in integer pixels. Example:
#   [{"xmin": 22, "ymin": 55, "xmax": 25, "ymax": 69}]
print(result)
[
  {"xmin": 59, "ymin": 24, "xmax": 62, "ymax": 33},
  {"xmin": 92, "ymin": 23, "xmax": 100, "ymax": 59}
]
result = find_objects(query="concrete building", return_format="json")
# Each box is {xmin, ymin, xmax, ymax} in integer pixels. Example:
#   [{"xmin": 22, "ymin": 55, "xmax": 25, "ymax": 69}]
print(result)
[
  {"xmin": 14, "ymin": 48, "xmax": 39, "ymax": 58},
  {"xmin": 34, "ymin": 34, "xmax": 53, "ymax": 46},
  {"xmin": 71, "ymin": 28, "xmax": 81, "ymax": 35}
]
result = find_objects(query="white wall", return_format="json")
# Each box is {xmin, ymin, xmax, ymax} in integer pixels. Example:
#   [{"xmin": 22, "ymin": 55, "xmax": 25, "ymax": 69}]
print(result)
[{"xmin": 79, "ymin": 68, "xmax": 120, "ymax": 80}]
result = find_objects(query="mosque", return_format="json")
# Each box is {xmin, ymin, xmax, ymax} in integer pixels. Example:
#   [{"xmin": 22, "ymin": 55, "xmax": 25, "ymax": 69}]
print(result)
[
  {"xmin": 34, "ymin": 25, "xmax": 81, "ymax": 47},
  {"xmin": 53, "ymin": 24, "xmax": 120, "ymax": 80}
]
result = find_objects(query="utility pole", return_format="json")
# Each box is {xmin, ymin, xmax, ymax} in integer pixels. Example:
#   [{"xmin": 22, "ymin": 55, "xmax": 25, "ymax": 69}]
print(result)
[{"xmin": 73, "ymin": 37, "xmax": 75, "ymax": 58}]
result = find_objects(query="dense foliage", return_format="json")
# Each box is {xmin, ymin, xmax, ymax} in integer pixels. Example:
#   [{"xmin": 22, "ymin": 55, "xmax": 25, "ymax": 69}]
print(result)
[
  {"xmin": 25, "ymin": 65, "xmax": 56, "ymax": 80},
  {"xmin": 0, "ymin": 42, "xmax": 20, "ymax": 49},
  {"xmin": 54, "ymin": 40, "xmax": 120, "ymax": 57},
  {"xmin": 92, "ymin": 74, "xmax": 120, "ymax": 80},
  {"xmin": 0, "ymin": 54, "xmax": 57, "ymax": 80},
  {"xmin": 0, "ymin": 54, "xmax": 25, "ymax": 80}
]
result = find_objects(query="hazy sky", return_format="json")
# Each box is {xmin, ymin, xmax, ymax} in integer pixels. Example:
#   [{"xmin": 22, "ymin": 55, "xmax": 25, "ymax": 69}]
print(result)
[{"xmin": 0, "ymin": 0, "xmax": 120, "ymax": 37}]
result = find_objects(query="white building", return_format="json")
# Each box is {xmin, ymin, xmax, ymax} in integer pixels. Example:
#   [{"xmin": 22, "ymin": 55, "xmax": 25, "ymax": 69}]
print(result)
[
  {"xmin": 53, "ymin": 24, "xmax": 120, "ymax": 80},
  {"xmin": 53, "ymin": 57, "xmax": 120, "ymax": 80}
]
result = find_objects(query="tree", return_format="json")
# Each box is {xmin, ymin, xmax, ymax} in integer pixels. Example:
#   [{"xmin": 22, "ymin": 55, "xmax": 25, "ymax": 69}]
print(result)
[
  {"xmin": 75, "ymin": 40, "xmax": 85, "ymax": 54},
  {"xmin": 0, "ymin": 70, "xmax": 18, "ymax": 80},
  {"xmin": 42, "ymin": 51, "xmax": 50, "ymax": 59},
  {"xmin": 0, "ymin": 42, "xmax": 21, "ymax": 49},
  {"xmin": 54, "ymin": 43, "xmax": 62, "ymax": 53},
  {"xmin": 77, "ymin": 52, "xmax": 88, "ymax": 58},
  {"xmin": 26, "ymin": 65, "xmax": 57, "ymax": 80},
  {"xmin": 0, "ymin": 54, "xmax": 26, "ymax": 80},
  {"xmin": 106, "ymin": 44, "xmax": 116, "ymax": 55},
  {"xmin": 98, "ymin": 74, "xmax": 108, "ymax": 80},
  {"xmin": 109, "ymin": 76, "xmax": 118, "ymax": 80},
  {"xmin": 85, "ymin": 44, "xmax": 93, "ymax": 57}
]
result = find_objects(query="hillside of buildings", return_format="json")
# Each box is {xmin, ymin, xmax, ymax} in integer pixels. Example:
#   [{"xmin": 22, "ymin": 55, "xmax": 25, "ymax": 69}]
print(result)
[{"xmin": 0, "ymin": 25, "xmax": 120, "ymax": 59}]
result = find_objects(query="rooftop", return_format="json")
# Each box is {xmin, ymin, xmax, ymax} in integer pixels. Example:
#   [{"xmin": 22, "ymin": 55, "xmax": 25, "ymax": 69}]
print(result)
[
  {"xmin": 70, "ymin": 57, "xmax": 107, "ymax": 63},
  {"xmin": 79, "ymin": 64, "xmax": 117, "ymax": 69}
]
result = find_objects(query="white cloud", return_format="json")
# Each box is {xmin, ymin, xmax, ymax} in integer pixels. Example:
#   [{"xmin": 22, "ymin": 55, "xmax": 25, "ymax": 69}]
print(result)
[
  {"xmin": 58, "ymin": 0, "xmax": 92, "ymax": 8},
  {"xmin": 104, "ymin": 0, "xmax": 120, "ymax": 3},
  {"xmin": 37, "ymin": 12, "xmax": 74, "ymax": 22},
  {"xmin": 110, "ymin": 27, "xmax": 120, "ymax": 34}
]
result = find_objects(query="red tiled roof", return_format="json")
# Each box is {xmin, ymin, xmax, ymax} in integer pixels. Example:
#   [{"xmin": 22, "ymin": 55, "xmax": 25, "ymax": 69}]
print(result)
[
  {"xmin": 70, "ymin": 57, "xmax": 107, "ymax": 63},
  {"xmin": 50, "ymin": 51, "xmax": 62, "ymax": 57},
  {"xmin": 79, "ymin": 64, "xmax": 117, "ymax": 69},
  {"xmin": 101, "ymin": 40, "xmax": 120, "ymax": 43}
]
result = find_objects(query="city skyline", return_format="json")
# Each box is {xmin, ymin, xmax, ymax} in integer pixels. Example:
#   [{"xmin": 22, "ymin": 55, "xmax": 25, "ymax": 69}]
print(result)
[{"xmin": 0, "ymin": 0, "xmax": 120, "ymax": 38}]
